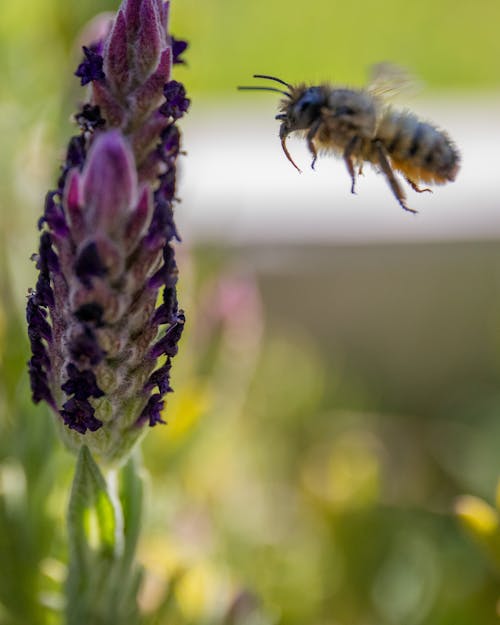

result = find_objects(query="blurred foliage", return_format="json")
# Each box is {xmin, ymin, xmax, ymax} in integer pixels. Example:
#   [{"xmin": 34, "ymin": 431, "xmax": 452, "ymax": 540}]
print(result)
[
  {"xmin": 456, "ymin": 482, "xmax": 500, "ymax": 574},
  {"xmin": 2, "ymin": 0, "xmax": 500, "ymax": 624},
  {"xmin": 172, "ymin": 0, "xmax": 500, "ymax": 95},
  {"xmin": 5, "ymin": 0, "xmax": 498, "ymax": 100},
  {"xmin": 4, "ymin": 238, "xmax": 500, "ymax": 623}
]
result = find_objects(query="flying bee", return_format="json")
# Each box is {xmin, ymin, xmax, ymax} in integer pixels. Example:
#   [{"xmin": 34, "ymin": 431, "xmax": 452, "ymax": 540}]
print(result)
[{"xmin": 238, "ymin": 67, "xmax": 460, "ymax": 213}]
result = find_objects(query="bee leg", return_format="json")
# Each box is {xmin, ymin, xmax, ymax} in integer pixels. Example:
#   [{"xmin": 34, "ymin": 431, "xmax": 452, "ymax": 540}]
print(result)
[
  {"xmin": 306, "ymin": 120, "xmax": 322, "ymax": 170},
  {"xmin": 375, "ymin": 141, "xmax": 417, "ymax": 214},
  {"xmin": 405, "ymin": 177, "xmax": 432, "ymax": 194},
  {"xmin": 343, "ymin": 136, "xmax": 361, "ymax": 194},
  {"xmin": 280, "ymin": 135, "xmax": 302, "ymax": 173}
]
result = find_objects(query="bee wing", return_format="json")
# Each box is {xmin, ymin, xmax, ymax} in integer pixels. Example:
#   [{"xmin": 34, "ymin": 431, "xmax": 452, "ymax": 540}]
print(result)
[{"xmin": 367, "ymin": 62, "xmax": 421, "ymax": 100}]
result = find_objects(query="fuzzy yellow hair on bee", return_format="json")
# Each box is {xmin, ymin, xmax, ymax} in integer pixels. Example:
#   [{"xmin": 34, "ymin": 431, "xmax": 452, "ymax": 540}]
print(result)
[{"xmin": 238, "ymin": 68, "xmax": 460, "ymax": 213}]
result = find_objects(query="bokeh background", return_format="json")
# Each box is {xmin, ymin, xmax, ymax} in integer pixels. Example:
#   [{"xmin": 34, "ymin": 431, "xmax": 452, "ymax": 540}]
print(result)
[{"xmin": 1, "ymin": 0, "xmax": 500, "ymax": 624}]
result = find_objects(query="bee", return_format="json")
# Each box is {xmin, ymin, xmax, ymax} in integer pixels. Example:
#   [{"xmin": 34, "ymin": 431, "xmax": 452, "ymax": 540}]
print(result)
[{"xmin": 238, "ymin": 67, "xmax": 460, "ymax": 213}]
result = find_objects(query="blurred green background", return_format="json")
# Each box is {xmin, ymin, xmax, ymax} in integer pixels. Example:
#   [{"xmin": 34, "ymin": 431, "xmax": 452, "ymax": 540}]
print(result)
[{"xmin": 1, "ymin": 0, "xmax": 500, "ymax": 624}]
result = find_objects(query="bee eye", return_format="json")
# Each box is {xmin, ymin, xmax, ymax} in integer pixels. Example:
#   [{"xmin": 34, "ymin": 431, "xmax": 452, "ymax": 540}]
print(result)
[{"xmin": 336, "ymin": 105, "xmax": 356, "ymax": 116}]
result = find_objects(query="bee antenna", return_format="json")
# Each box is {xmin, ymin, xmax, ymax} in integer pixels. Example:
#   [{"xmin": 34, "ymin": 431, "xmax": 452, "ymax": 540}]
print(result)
[
  {"xmin": 237, "ymin": 85, "xmax": 291, "ymax": 98},
  {"xmin": 253, "ymin": 74, "xmax": 293, "ymax": 89}
]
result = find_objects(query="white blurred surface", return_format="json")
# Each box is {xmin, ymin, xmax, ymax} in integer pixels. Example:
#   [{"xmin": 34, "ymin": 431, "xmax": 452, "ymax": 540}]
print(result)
[{"xmin": 177, "ymin": 96, "xmax": 500, "ymax": 244}]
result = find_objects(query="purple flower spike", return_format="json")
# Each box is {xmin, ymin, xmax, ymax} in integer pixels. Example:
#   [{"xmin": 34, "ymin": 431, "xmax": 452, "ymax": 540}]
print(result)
[{"xmin": 27, "ymin": 0, "xmax": 189, "ymax": 463}]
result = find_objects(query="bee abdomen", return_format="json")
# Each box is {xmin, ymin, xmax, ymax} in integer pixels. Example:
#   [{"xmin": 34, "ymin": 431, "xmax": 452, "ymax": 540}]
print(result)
[{"xmin": 377, "ymin": 110, "xmax": 460, "ymax": 184}]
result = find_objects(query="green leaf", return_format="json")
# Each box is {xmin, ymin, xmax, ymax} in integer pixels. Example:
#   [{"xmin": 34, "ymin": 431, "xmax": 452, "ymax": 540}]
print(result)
[
  {"xmin": 96, "ymin": 452, "xmax": 145, "ymax": 624},
  {"xmin": 66, "ymin": 445, "xmax": 118, "ymax": 625},
  {"xmin": 119, "ymin": 450, "xmax": 144, "ymax": 571},
  {"xmin": 64, "ymin": 446, "xmax": 145, "ymax": 625},
  {"xmin": 67, "ymin": 445, "xmax": 116, "ymax": 563}
]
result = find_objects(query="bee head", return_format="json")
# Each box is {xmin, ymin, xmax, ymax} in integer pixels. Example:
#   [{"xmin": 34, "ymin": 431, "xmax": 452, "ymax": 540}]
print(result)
[
  {"xmin": 237, "ymin": 75, "xmax": 329, "ymax": 173},
  {"xmin": 327, "ymin": 89, "xmax": 377, "ymax": 138},
  {"xmin": 277, "ymin": 86, "xmax": 327, "ymax": 133}
]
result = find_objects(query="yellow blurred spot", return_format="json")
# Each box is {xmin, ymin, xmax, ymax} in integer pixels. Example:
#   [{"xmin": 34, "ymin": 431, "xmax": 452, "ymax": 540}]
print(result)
[
  {"xmin": 137, "ymin": 536, "xmax": 185, "ymax": 614},
  {"xmin": 161, "ymin": 382, "xmax": 211, "ymax": 443},
  {"xmin": 38, "ymin": 592, "xmax": 64, "ymax": 611},
  {"xmin": 140, "ymin": 534, "xmax": 184, "ymax": 575},
  {"xmin": 40, "ymin": 558, "xmax": 67, "ymax": 584},
  {"xmin": 138, "ymin": 569, "xmax": 172, "ymax": 615},
  {"xmin": 455, "ymin": 495, "xmax": 498, "ymax": 537},
  {"xmin": 496, "ymin": 478, "xmax": 500, "ymax": 513},
  {"xmin": 175, "ymin": 561, "xmax": 223, "ymax": 621},
  {"xmin": 0, "ymin": 460, "xmax": 26, "ymax": 502},
  {"xmin": 302, "ymin": 428, "xmax": 382, "ymax": 509}
]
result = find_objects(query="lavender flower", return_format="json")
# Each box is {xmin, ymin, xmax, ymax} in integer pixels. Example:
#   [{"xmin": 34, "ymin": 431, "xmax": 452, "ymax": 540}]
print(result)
[{"xmin": 27, "ymin": 0, "xmax": 189, "ymax": 462}]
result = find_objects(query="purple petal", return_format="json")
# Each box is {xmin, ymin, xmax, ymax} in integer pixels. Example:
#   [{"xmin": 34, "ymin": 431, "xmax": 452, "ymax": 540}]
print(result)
[
  {"xmin": 28, "ymin": 360, "xmax": 55, "ymax": 407},
  {"xmin": 158, "ymin": 123, "xmax": 180, "ymax": 159},
  {"xmin": 103, "ymin": 10, "xmax": 130, "ymax": 93},
  {"xmin": 137, "ymin": 393, "xmax": 165, "ymax": 426},
  {"xmin": 160, "ymin": 80, "xmax": 190, "ymax": 120},
  {"xmin": 150, "ymin": 311, "xmax": 185, "ymax": 358},
  {"xmin": 75, "ymin": 104, "xmax": 106, "ymax": 132},
  {"xmin": 81, "ymin": 130, "xmax": 137, "ymax": 235},
  {"xmin": 43, "ymin": 192, "xmax": 69, "ymax": 237},
  {"xmin": 29, "ymin": 338, "xmax": 51, "ymax": 371},
  {"xmin": 26, "ymin": 297, "xmax": 52, "ymax": 343},
  {"xmin": 134, "ymin": 47, "xmax": 172, "ymax": 115},
  {"xmin": 69, "ymin": 325, "xmax": 105, "ymax": 366},
  {"xmin": 91, "ymin": 81, "xmax": 126, "ymax": 127},
  {"xmin": 171, "ymin": 37, "xmax": 188, "ymax": 64},
  {"xmin": 61, "ymin": 398, "xmax": 103, "ymax": 433},
  {"xmin": 57, "ymin": 135, "xmax": 87, "ymax": 192},
  {"xmin": 62, "ymin": 363, "xmax": 105, "ymax": 400},
  {"xmin": 136, "ymin": 0, "xmax": 162, "ymax": 78},
  {"xmin": 74, "ymin": 241, "xmax": 108, "ymax": 287},
  {"xmin": 75, "ymin": 45, "xmax": 105, "ymax": 86},
  {"xmin": 124, "ymin": 0, "xmax": 142, "ymax": 37},
  {"xmin": 144, "ymin": 358, "xmax": 173, "ymax": 394},
  {"xmin": 37, "ymin": 232, "xmax": 60, "ymax": 274},
  {"xmin": 125, "ymin": 186, "xmax": 153, "ymax": 251},
  {"xmin": 34, "ymin": 274, "xmax": 55, "ymax": 308},
  {"xmin": 160, "ymin": 1, "xmax": 170, "ymax": 32},
  {"xmin": 148, "ymin": 245, "xmax": 177, "ymax": 289},
  {"xmin": 73, "ymin": 302, "xmax": 105, "ymax": 326}
]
